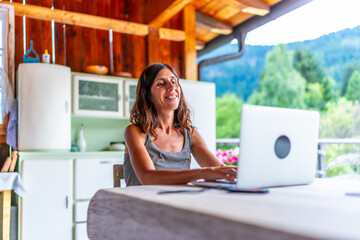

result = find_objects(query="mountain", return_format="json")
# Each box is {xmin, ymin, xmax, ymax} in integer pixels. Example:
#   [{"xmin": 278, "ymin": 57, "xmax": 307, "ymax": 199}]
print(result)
[{"xmin": 198, "ymin": 25, "xmax": 360, "ymax": 100}]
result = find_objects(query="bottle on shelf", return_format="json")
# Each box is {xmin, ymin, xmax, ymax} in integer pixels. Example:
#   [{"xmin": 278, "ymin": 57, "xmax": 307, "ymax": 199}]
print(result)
[
  {"xmin": 77, "ymin": 124, "xmax": 87, "ymax": 152},
  {"xmin": 42, "ymin": 49, "xmax": 50, "ymax": 64}
]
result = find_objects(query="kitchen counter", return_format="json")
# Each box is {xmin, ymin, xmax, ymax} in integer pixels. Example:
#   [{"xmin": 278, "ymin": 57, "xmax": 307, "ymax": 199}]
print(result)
[{"xmin": 18, "ymin": 151, "xmax": 124, "ymax": 160}]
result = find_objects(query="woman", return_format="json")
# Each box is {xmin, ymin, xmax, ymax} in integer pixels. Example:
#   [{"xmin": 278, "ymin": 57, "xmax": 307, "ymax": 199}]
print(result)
[{"xmin": 124, "ymin": 63, "xmax": 237, "ymax": 186}]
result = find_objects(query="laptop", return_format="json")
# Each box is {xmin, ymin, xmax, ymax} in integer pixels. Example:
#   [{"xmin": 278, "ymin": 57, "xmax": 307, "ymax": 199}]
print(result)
[{"xmin": 190, "ymin": 104, "xmax": 320, "ymax": 191}]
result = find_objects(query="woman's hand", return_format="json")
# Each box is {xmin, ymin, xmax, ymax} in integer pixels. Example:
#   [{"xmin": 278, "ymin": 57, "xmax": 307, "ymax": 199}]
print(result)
[{"xmin": 202, "ymin": 166, "xmax": 237, "ymax": 181}]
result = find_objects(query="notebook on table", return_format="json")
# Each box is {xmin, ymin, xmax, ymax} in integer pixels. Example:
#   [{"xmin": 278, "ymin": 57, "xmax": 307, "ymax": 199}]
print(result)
[{"xmin": 190, "ymin": 104, "xmax": 320, "ymax": 191}]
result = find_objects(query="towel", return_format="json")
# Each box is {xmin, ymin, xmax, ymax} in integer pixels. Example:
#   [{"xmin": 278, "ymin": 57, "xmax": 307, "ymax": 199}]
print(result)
[{"xmin": 0, "ymin": 172, "xmax": 26, "ymax": 196}]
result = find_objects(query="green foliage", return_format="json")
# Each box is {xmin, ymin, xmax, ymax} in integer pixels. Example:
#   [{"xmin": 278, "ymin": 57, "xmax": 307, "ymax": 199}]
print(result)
[
  {"xmin": 345, "ymin": 70, "xmax": 360, "ymax": 102},
  {"xmin": 216, "ymin": 93, "xmax": 243, "ymax": 138},
  {"xmin": 293, "ymin": 47, "xmax": 324, "ymax": 84},
  {"xmin": 320, "ymin": 98, "xmax": 360, "ymax": 177},
  {"xmin": 322, "ymin": 75, "xmax": 337, "ymax": 103},
  {"xmin": 304, "ymin": 83, "xmax": 324, "ymax": 110},
  {"xmin": 249, "ymin": 44, "xmax": 306, "ymax": 109},
  {"xmin": 320, "ymin": 98, "xmax": 360, "ymax": 138},
  {"xmin": 341, "ymin": 63, "xmax": 360, "ymax": 96},
  {"xmin": 199, "ymin": 26, "xmax": 360, "ymax": 99}
]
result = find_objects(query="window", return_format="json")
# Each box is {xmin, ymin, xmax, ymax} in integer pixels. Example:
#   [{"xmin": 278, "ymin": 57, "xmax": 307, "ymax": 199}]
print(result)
[{"xmin": 0, "ymin": 4, "xmax": 14, "ymax": 142}]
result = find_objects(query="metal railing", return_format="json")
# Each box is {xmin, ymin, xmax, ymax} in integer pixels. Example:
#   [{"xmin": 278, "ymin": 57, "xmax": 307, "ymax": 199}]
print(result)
[{"xmin": 216, "ymin": 138, "xmax": 360, "ymax": 178}]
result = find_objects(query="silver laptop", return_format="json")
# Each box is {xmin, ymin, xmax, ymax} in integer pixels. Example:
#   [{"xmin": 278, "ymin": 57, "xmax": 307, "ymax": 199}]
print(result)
[{"xmin": 191, "ymin": 104, "xmax": 320, "ymax": 190}]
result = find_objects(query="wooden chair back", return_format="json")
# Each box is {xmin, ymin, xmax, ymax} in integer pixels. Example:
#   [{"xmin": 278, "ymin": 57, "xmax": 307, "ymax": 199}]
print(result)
[{"xmin": 113, "ymin": 164, "xmax": 124, "ymax": 187}]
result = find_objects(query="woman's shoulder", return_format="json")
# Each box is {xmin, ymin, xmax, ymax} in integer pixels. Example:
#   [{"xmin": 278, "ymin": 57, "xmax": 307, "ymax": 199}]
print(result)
[{"xmin": 124, "ymin": 124, "xmax": 145, "ymax": 139}]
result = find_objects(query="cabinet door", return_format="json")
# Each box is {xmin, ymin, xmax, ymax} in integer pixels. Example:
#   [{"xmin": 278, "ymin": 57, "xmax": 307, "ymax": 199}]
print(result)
[
  {"xmin": 21, "ymin": 159, "xmax": 73, "ymax": 240},
  {"xmin": 74, "ymin": 158, "xmax": 120, "ymax": 200},
  {"xmin": 124, "ymin": 80, "xmax": 138, "ymax": 117},
  {"xmin": 73, "ymin": 74, "xmax": 123, "ymax": 118}
]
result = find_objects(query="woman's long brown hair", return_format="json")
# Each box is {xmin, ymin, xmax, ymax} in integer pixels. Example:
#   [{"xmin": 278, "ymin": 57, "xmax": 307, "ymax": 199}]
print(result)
[{"xmin": 129, "ymin": 63, "xmax": 194, "ymax": 139}]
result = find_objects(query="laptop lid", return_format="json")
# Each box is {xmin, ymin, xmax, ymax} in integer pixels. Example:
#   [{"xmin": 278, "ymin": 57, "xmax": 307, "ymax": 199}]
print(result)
[{"xmin": 236, "ymin": 104, "xmax": 320, "ymax": 189}]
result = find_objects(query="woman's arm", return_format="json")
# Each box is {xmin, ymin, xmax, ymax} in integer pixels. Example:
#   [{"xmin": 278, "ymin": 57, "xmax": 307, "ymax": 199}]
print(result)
[
  {"xmin": 191, "ymin": 130, "xmax": 225, "ymax": 167},
  {"xmin": 124, "ymin": 125, "xmax": 236, "ymax": 185}
]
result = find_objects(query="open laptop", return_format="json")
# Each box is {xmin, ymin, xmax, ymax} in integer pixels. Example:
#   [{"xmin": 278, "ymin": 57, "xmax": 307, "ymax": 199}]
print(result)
[{"xmin": 190, "ymin": 104, "xmax": 320, "ymax": 191}]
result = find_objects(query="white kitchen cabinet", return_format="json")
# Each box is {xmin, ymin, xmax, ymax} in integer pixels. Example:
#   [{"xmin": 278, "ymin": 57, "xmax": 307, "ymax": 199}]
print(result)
[
  {"xmin": 17, "ymin": 63, "xmax": 71, "ymax": 151},
  {"xmin": 73, "ymin": 73, "xmax": 124, "ymax": 118},
  {"xmin": 18, "ymin": 152, "xmax": 124, "ymax": 240},
  {"xmin": 74, "ymin": 158, "xmax": 120, "ymax": 200},
  {"xmin": 73, "ymin": 157, "xmax": 121, "ymax": 240},
  {"xmin": 75, "ymin": 223, "xmax": 88, "ymax": 240},
  {"xmin": 20, "ymin": 159, "xmax": 73, "ymax": 240},
  {"xmin": 124, "ymin": 79, "xmax": 138, "ymax": 117}
]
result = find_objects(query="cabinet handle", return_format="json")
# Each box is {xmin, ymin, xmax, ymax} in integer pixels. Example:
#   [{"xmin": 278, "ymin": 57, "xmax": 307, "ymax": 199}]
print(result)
[
  {"xmin": 99, "ymin": 161, "xmax": 112, "ymax": 164},
  {"xmin": 65, "ymin": 101, "xmax": 69, "ymax": 113},
  {"xmin": 65, "ymin": 196, "xmax": 69, "ymax": 209}
]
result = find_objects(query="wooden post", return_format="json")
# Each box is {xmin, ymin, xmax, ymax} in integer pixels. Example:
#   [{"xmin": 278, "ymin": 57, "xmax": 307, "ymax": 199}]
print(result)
[
  {"xmin": 2, "ymin": 190, "xmax": 11, "ymax": 240},
  {"xmin": 183, "ymin": 5, "xmax": 197, "ymax": 80},
  {"xmin": 148, "ymin": 26, "xmax": 161, "ymax": 64}
]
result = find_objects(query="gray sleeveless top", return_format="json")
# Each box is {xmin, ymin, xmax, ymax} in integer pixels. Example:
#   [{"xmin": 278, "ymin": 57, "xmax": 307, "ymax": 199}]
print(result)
[{"xmin": 123, "ymin": 130, "xmax": 192, "ymax": 186}]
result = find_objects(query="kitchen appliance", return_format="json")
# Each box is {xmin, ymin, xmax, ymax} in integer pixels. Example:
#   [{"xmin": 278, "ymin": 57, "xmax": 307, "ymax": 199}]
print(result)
[{"xmin": 17, "ymin": 63, "xmax": 71, "ymax": 151}]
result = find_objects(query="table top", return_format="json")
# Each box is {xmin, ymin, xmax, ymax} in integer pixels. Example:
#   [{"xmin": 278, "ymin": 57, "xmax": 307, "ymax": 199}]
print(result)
[{"xmin": 88, "ymin": 178, "xmax": 360, "ymax": 240}]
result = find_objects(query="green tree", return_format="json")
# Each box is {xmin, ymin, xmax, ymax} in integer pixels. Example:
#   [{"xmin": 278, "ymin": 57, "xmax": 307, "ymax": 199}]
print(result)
[
  {"xmin": 345, "ymin": 70, "xmax": 360, "ymax": 102},
  {"xmin": 322, "ymin": 75, "xmax": 336, "ymax": 103},
  {"xmin": 320, "ymin": 98, "xmax": 360, "ymax": 177},
  {"xmin": 304, "ymin": 83, "xmax": 323, "ymax": 110},
  {"xmin": 249, "ymin": 44, "xmax": 306, "ymax": 109},
  {"xmin": 341, "ymin": 64, "xmax": 360, "ymax": 96},
  {"xmin": 293, "ymin": 47, "xmax": 324, "ymax": 84},
  {"xmin": 216, "ymin": 93, "xmax": 243, "ymax": 139}
]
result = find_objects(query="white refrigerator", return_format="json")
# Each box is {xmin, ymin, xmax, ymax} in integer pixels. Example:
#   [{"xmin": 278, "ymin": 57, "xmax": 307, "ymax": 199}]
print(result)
[
  {"xmin": 17, "ymin": 63, "xmax": 71, "ymax": 151},
  {"xmin": 180, "ymin": 80, "xmax": 216, "ymax": 169}
]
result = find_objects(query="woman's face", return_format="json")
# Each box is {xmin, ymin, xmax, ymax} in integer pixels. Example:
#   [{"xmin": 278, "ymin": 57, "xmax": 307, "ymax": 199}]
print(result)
[{"xmin": 150, "ymin": 67, "xmax": 181, "ymax": 113}]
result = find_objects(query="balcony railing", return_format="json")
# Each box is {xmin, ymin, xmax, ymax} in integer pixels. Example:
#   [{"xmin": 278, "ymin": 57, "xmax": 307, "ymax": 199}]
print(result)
[{"xmin": 216, "ymin": 138, "xmax": 360, "ymax": 178}]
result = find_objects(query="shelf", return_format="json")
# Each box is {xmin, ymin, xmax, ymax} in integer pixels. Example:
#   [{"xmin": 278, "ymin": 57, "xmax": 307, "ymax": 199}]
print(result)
[
  {"xmin": 18, "ymin": 151, "xmax": 125, "ymax": 160},
  {"xmin": 79, "ymin": 95, "xmax": 118, "ymax": 101}
]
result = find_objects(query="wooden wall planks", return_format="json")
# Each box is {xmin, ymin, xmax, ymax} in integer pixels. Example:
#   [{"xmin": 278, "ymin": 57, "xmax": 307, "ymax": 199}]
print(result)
[{"xmin": 13, "ymin": 0, "xmax": 185, "ymax": 79}]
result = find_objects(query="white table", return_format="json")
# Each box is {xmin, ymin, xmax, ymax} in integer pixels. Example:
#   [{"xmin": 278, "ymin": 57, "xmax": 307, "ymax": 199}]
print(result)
[{"xmin": 87, "ymin": 178, "xmax": 360, "ymax": 240}]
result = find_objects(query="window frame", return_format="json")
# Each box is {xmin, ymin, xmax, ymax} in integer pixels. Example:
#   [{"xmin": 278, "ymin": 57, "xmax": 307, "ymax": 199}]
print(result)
[{"xmin": 0, "ymin": 4, "xmax": 15, "ymax": 143}]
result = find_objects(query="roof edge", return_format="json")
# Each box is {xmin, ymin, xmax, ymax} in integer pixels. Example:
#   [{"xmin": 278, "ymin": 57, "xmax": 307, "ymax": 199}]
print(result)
[{"xmin": 197, "ymin": 0, "xmax": 313, "ymax": 57}]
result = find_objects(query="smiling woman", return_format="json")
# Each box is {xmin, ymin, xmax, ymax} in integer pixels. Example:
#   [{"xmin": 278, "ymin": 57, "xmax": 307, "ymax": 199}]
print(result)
[{"xmin": 123, "ymin": 63, "xmax": 237, "ymax": 186}]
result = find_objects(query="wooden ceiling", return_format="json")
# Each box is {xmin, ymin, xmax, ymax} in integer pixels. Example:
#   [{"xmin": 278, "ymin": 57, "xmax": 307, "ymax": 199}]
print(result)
[
  {"xmin": 192, "ymin": 0, "xmax": 281, "ymax": 48},
  {"xmin": 8, "ymin": 0, "xmax": 282, "ymax": 51},
  {"xmin": 145, "ymin": 0, "xmax": 283, "ymax": 50}
]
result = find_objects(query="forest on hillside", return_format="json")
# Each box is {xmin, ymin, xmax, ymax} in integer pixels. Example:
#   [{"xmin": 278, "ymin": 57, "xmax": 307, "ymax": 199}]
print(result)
[
  {"xmin": 204, "ymin": 26, "xmax": 360, "ymax": 177},
  {"xmin": 199, "ymin": 25, "xmax": 360, "ymax": 100}
]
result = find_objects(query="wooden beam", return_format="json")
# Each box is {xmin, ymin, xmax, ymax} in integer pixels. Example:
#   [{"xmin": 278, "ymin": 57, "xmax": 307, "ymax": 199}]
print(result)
[
  {"xmin": 159, "ymin": 28, "xmax": 185, "ymax": 41},
  {"xmin": 196, "ymin": 40, "xmax": 205, "ymax": 50},
  {"xmin": 147, "ymin": 0, "xmax": 193, "ymax": 28},
  {"xmin": 222, "ymin": 0, "xmax": 270, "ymax": 16},
  {"xmin": 2, "ymin": 190, "xmax": 11, "ymax": 240},
  {"xmin": 183, "ymin": 5, "xmax": 197, "ymax": 80},
  {"xmin": 6, "ymin": 1, "xmax": 148, "ymax": 36},
  {"xmin": 148, "ymin": 26, "xmax": 161, "ymax": 64},
  {"xmin": 240, "ymin": 0, "xmax": 270, "ymax": 16},
  {"xmin": 195, "ymin": 11, "xmax": 232, "ymax": 35},
  {"xmin": 2, "ymin": 1, "xmax": 188, "ymax": 41}
]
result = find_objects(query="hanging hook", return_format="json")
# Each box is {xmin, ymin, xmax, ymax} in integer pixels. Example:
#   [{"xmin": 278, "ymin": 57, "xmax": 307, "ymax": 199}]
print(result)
[{"xmin": 23, "ymin": 40, "xmax": 40, "ymax": 63}]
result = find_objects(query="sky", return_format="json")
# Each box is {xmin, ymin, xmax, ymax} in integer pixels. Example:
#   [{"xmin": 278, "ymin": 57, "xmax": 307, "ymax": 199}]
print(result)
[{"xmin": 242, "ymin": 0, "xmax": 360, "ymax": 46}]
